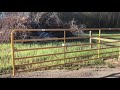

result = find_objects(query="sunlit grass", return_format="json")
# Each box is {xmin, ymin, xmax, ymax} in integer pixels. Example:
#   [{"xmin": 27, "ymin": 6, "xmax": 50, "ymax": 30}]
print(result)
[
  {"xmin": 0, "ymin": 40, "xmax": 120, "ymax": 74},
  {"xmin": 1, "ymin": 31, "xmax": 120, "ymax": 74}
]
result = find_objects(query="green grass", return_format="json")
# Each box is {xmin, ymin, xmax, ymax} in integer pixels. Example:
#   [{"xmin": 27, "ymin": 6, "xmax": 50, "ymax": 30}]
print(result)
[
  {"xmin": 0, "ymin": 40, "xmax": 120, "ymax": 74},
  {"xmin": 1, "ymin": 31, "xmax": 120, "ymax": 74}
]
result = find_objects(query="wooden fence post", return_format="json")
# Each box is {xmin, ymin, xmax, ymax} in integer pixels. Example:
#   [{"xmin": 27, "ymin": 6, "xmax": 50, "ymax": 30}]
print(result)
[
  {"xmin": 89, "ymin": 31, "xmax": 92, "ymax": 49},
  {"xmin": 98, "ymin": 29, "xmax": 101, "ymax": 59}
]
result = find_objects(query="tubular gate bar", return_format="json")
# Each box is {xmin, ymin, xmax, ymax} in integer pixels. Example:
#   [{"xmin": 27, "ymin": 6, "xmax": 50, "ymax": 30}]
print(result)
[{"xmin": 11, "ymin": 28, "xmax": 120, "ymax": 76}]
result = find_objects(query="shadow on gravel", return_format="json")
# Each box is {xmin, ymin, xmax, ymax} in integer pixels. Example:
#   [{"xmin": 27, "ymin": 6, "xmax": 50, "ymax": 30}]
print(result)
[{"xmin": 100, "ymin": 72, "xmax": 120, "ymax": 78}]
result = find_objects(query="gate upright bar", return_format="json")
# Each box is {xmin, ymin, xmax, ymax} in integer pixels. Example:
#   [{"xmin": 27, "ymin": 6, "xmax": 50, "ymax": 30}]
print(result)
[
  {"xmin": 64, "ymin": 30, "xmax": 66, "ymax": 64},
  {"xmin": 11, "ymin": 30, "xmax": 15, "ymax": 76}
]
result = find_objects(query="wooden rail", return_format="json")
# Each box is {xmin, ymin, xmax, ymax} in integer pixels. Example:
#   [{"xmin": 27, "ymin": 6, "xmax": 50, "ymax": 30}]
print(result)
[{"xmin": 92, "ymin": 37, "xmax": 120, "ymax": 42}]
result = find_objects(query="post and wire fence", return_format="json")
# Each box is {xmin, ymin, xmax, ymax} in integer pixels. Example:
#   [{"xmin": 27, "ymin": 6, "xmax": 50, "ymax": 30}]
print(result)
[{"xmin": 9, "ymin": 28, "xmax": 120, "ymax": 76}]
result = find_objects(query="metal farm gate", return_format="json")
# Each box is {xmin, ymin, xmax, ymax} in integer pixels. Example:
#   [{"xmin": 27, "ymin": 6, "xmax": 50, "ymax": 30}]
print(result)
[{"xmin": 10, "ymin": 28, "xmax": 120, "ymax": 76}]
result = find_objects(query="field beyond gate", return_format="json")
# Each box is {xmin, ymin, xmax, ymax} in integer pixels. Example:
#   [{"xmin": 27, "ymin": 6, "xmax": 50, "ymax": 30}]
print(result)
[{"xmin": 1, "ymin": 28, "xmax": 120, "ymax": 76}]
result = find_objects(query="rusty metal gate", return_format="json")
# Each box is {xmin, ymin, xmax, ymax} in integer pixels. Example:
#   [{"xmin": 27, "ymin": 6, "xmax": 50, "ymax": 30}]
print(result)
[{"xmin": 11, "ymin": 28, "xmax": 120, "ymax": 76}]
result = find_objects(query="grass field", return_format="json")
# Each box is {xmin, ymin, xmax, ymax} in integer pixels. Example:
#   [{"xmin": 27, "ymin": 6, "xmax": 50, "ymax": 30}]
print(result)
[
  {"xmin": 0, "ymin": 40, "xmax": 120, "ymax": 74},
  {"xmin": 1, "ymin": 31, "xmax": 120, "ymax": 74}
]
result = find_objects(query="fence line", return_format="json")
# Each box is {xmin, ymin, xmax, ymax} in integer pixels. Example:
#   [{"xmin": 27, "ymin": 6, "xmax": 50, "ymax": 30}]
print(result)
[{"xmin": 9, "ymin": 28, "xmax": 120, "ymax": 76}]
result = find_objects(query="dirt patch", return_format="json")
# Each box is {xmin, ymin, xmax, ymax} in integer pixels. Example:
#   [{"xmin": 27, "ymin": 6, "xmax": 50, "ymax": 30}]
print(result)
[{"xmin": 1, "ymin": 67, "xmax": 120, "ymax": 78}]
